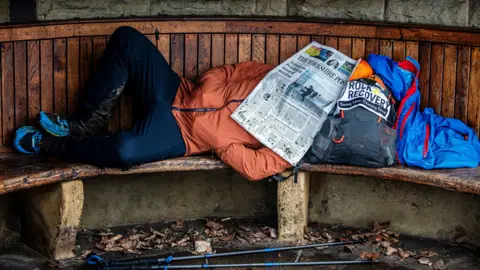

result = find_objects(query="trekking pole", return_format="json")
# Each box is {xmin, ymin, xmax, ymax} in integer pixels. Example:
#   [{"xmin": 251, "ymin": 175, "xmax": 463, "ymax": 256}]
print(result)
[
  {"xmin": 104, "ymin": 259, "xmax": 379, "ymax": 269},
  {"xmin": 104, "ymin": 240, "xmax": 363, "ymax": 266}
]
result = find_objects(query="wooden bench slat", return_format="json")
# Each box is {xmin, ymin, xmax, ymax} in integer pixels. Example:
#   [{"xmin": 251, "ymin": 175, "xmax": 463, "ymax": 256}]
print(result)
[
  {"xmin": 442, "ymin": 44, "xmax": 457, "ymax": 118},
  {"xmin": 418, "ymin": 42, "xmax": 432, "ymax": 110},
  {"xmin": 14, "ymin": 41, "xmax": 28, "ymax": 130},
  {"xmin": 455, "ymin": 46, "xmax": 470, "ymax": 123},
  {"xmin": 27, "ymin": 40, "xmax": 40, "ymax": 125},
  {"xmin": 280, "ymin": 35, "xmax": 297, "ymax": 63},
  {"xmin": 338, "ymin": 37, "xmax": 352, "ymax": 57},
  {"xmin": 198, "ymin": 34, "xmax": 211, "ymax": 75},
  {"xmin": 467, "ymin": 47, "xmax": 480, "ymax": 134},
  {"xmin": 2, "ymin": 43, "xmax": 14, "ymax": 145},
  {"xmin": 379, "ymin": 40, "xmax": 393, "ymax": 58},
  {"xmin": 429, "ymin": 44, "xmax": 444, "ymax": 114},
  {"xmin": 1, "ymin": 20, "xmax": 480, "ymax": 46},
  {"xmin": 171, "ymin": 34, "xmax": 185, "ymax": 77},
  {"xmin": 352, "ymin": 38, "xmax": 365, "ymax": 60},
  {"xmin": 252, "ymin": 34, "xmax": 266, "ymax": 64},
  {"xmin": 393, "ymin": 40, "xmax": 405, "ymax": 62},
  {"xmin": 54, "ymin": 39, "xmax": 67, "ymax": 115},
  {"xmin": 239, "ymin": 34, "xmax": 252, "ymax": 63},
  {"xmin": 302, "ymin": 163, "xmax": 480, "ymax": 195},
  {"xmin": 67, "ymin": 38, "xmax": 80, "ymax": 115},
  {"xmin": 1, "ymin": 147, "xmax": 479, "ymax": 195},
  {"xmin": 185, "ymin": 34, "xmax": 198, "ymax": 80},
  {"xmin": 225, "ymin": 34, "xmax": 238, "ymax": 65},
  {"xmin": 266, "ymin": 34, "xmax": 279, "ymax": 66}
]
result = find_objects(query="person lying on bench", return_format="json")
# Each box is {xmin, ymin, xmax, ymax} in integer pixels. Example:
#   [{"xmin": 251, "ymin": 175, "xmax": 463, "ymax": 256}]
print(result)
[{"xmin": 13, "ymin": 26, "xmax": 291, "ymax": 181}]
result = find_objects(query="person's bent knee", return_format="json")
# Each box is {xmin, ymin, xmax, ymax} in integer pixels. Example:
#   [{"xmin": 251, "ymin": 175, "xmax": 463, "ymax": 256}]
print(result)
[
  {"xmin": 115, "ymin": 136, "xmax": 137, "ymax": 169},
  {"xmin": 111, "ymin": 26, "xmax": 143, "ymax": 43}
]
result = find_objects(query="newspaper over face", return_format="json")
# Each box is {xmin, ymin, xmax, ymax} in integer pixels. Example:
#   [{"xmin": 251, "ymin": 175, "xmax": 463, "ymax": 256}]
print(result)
[{"xmin": 231, "ymin": 41, "xmax": 357, "ymax": 165}]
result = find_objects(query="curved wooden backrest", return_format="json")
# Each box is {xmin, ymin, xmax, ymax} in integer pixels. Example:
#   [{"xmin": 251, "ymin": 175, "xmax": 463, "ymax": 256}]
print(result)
[{"xmin": 0, "ymin": 19, "xmax": 479, "ymax": 145}]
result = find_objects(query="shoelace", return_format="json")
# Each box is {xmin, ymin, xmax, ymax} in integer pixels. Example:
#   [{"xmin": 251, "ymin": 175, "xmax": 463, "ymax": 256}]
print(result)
[{"xmin": 32, "ymin": 132, "xmax": 43, "ymax": 153}]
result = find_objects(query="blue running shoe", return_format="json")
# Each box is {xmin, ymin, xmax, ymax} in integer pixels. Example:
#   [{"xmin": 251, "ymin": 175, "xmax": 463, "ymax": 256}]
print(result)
[
  {"xmin": 13, "ymin": 126, "xmax": 43, "ymax": 155},
  {"xmin": 38, "ymin": 111, "xmax": 70, "ymax": 137}
]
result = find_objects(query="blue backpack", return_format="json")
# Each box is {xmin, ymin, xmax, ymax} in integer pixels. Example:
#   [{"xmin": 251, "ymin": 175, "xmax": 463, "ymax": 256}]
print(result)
[{"xmin": 368, "ymin": 54, "xmax": 480, "ymax": 169}]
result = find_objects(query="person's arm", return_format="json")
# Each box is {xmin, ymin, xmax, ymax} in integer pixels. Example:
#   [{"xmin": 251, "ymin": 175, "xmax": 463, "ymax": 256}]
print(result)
[{"xmin": 217, "ymin": 143, "xmax": 292, "ymax": 181}]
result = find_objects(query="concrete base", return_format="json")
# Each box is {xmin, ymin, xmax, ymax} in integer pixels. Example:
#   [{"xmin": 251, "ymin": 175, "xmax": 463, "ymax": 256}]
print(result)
[
  {"xmin": 0, "ymin": 194, "xmax": 20, "ymax": 246},
  {"xmin": 80, "ymin": 170, "xmax": 277, "ymax": 228},
  {"xmin": 309, "ymin": 173, "xmax": 480, "ymax": 245}
]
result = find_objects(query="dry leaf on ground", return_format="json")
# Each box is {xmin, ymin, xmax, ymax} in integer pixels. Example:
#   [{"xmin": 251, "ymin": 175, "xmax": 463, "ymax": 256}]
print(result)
[
  {"xmin": 379, "ymin": 241, "xmax": 391, "ymax": 248},
  {"xmin": 419, "ymin": 250, "xmax": 438, "ymax": 258},
  {"xmin": 360, "ymin": 252, "xmax": 380, "ymax": 261},
  {"xmin": 433, "ymin": 259, "xmax": 446, "ymax": 270},
  {"xmin": 373, "ymin": 221, "xmax": 391, "ymax": 232},
  {"xmin": 398, "ymin": 248, "xmax": 411, "ymax": 261},
  {"xmin": 194, "ymin": 240, "xmax": 212, "ymax": 254},
  {"xmin": 386, "ymin": 247, "xmax": 398, "ymax": 256},
  {"xmin": 343, "ymin": 245, "xmax": 355, "ymax": 253},
  {"xmin": 205, "ymin": 221, "xmax": 223, "ymax": 230},
  {"xmin": 170, "ymin": 220, "xmax": 185, "ymax": 230},
  {"xmin": 418, "ymin": 258, "xmax": 433, "ymax": 267}
]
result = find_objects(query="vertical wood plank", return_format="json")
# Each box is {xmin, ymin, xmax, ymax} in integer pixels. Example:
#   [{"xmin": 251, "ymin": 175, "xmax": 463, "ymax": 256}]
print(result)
[
  {"xmin": 157, "ymin": 34, "xmax": 170, "ymax": 64},
  {"xmin": 406, "ymin": 42, "xmax": 419, "ymax": 60},
  {"xmin": 146, "ymin": 34, "xmax": 156, "ymax": 47},
  {"xmin": 454, "ymin": 46, "xmax": 470, "ymax": 123},
  {"xmin": 297, "ymin": 35, "xmax": 311, "ymax": 50},
  {"xmin": 170, "ymin": 34, "xmax": 185, "ymax": 77},
  {"xmin": 185, "ymin": 34, "xmax": 198, "ymax": 80},
  {"xmin": 468, "ymin": 47, "xmax": 480, "ymax": 134},
  {"xmin": 280, "ymin": 35, "xmax": 297, "ymax": 62},
  {"xmin": 252, "ymin": 34, "xmax": 265, "ymax": 64},
  {"xmin": 311, "ymin": 36, "xmax": 325, "ymax": 45},
  {"xmin": 120, "ymin": 97, "xmax": 132, "ymax": 132},
  {"xmin": 198, "ymin": 34, "xmax": 211, "ymax": 76},
  {"xmin": 338, "ymin": 38, "xmax": 352, "ymax": 57},
  {"xmin": 2, "ymin": 43, "xmax": 13, "ymax": 144},
  {"xmin": 418, "ymin": 42, "xmax": 432, "ymax": 110},
  {"xmin": 40, "ymin": 40, "xmax": 54, "ymax": 113},
  {"xmin": 14, "ymin": 41, "xmax": 27, "ymax": 129},
  {"xmin": 441, "ymin": 45, "xmax": 457, "ymax": 118},
  {"xmin": 266, "ymin": 34, "xmax": 279, "ymax": 66},
  {"xmin": 211, "ymin": 34, "xmax": 225, "ymax": 67},
  {"xmin": 380, "ymin": 40, "xmax": 393, "ymax": 58},
  {"xmin": 325, "ymin": 37, "xmax": 338, "ymax": 49},
  {"xmin": 352, "ymin": 38, "xmax": 365, "ymax": 60},
  {"xmin": 93, "ymin": 37, "xmax": 106, "ymax": 70},
  {"xmin": 53, "ymin": 39, "xmax": 67, "ymax": 115},
  {"xmin": 80, "ymin": 37, "xmax": 93, "ymax": 103},
  {"xmin": 365, "ymin": 39, "xmax": 379, "ymax": 58},
  {"xmin": 27, "ymin": 41, "xmax": 40, "ymax": 125},
  {"xmin": 225, "ymin": 34, "xmax": 238, "ymax": 65},
  {"xmin": 429, "ymin": 44, "xmax": 444, "ymax": 114},
  {"xmin": 393, "ymin": 41, "xmax": 406, "ymax": 61},
  {"xmin": 239, "ymin": 34, "xmax": 252, "ymax": 63},
  {"xmin": 67, "ymin": 38, "xmax": 80, "ymax": 115}
]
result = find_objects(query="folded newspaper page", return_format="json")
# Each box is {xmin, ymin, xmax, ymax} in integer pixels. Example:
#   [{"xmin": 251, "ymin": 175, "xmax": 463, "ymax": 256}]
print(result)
[{"xmin": 231, "ymin": 41, "xmax": 358, "ymax": 165}]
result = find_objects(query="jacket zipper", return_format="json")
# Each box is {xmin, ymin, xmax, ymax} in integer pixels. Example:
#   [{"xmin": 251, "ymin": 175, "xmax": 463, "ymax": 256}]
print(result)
[{"xmin": 172, "ymin": 99, "xmax": 245, "ymax": 112}]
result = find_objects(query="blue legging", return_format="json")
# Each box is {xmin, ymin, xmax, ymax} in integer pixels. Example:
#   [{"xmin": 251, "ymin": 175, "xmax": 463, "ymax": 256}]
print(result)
[{"xmin": 65, "ymin": 26, "xmax": 186, "ymax": 169}]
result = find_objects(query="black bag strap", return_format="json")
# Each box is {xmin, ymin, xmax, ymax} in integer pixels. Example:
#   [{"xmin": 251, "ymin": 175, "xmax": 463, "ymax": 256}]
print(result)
[{"xmin": 269, "ymin": 158, "xmax": 304, "ymax": 184}]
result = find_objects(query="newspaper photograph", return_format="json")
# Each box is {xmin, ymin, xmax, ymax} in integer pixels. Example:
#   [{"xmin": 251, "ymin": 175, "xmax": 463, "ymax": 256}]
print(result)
[{"xmin": 231, "ymin": 41, "xmax": 358, "ymax": 165}]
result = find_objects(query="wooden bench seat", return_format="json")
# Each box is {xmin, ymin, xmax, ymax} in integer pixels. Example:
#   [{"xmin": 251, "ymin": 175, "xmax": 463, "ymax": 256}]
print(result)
[
  {"xmin": 2, "ymin": 148, "xmax": 480, "ymax": 196},
  {"xmin": 1, "ymin": 18, "xmax": 479, "ymax": 261}
]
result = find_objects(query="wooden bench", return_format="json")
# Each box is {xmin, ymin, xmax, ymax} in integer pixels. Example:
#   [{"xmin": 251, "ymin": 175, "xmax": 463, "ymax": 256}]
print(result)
[{"xmin": 1, "ymin": 18, "xmax": 479, "ymax": 261}]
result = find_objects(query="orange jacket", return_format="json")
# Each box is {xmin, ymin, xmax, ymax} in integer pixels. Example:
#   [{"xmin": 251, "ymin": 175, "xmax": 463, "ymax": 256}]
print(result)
[{"xmin": 172, "ymin": 61, "xmax": 292, "ymax": 180}]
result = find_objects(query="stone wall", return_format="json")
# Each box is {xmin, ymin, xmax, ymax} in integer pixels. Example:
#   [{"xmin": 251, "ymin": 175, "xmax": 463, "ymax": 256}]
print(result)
[
  {"xmin": 0, "ymin": 0, "xmax": 8, "ymax": 23},
  {"xmin": 32, "ymin": 0, "xmax": 479, "ymax": 28},
  {"xmin": 309, "ymin": 174, "xmax": 480, "ymax": 245}
]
